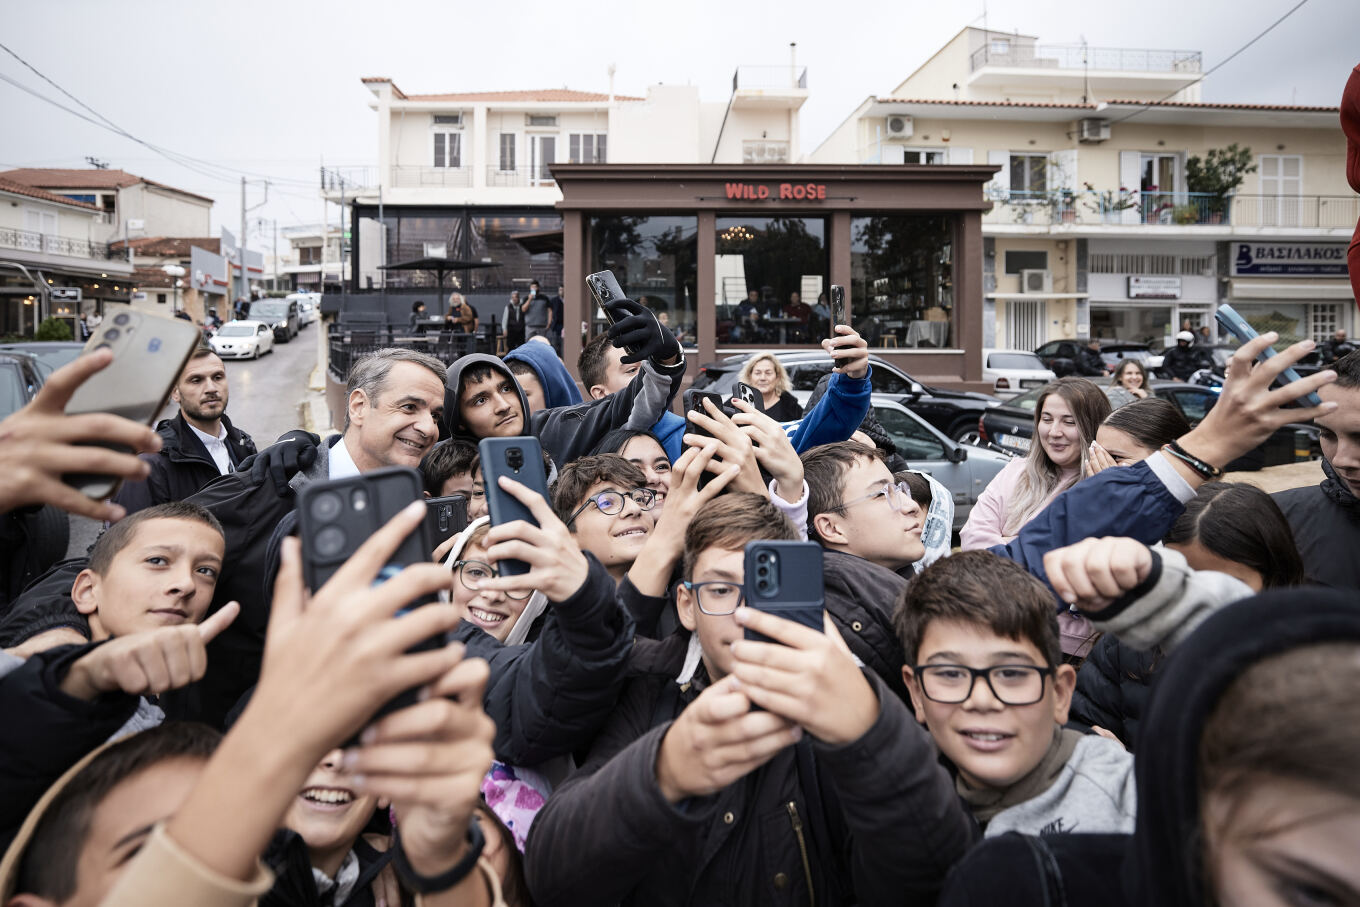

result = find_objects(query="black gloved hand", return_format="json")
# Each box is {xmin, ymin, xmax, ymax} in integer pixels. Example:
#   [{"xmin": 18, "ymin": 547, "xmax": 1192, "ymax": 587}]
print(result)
[
  {"xmin": 239, "ymin": 430, "xmax": 320, "ymax": 495},
  {"xmin": 604, "ymin": 298, "xmax": 681, "ymax": 366}
]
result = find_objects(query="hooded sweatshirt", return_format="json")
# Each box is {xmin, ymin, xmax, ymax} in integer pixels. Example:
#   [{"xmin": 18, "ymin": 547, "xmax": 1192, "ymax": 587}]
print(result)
[
  {"xmin": 445, "ymin": 352, "xmax": 686, "ymax": 469},
  {"xmin": 503, "ymin": 341, "xmax": 583, "ymax": 409},
  {"xmin": 1273, "ymin": 458, "xmax": 1360, "ymax": 588},
  {"xmin": 937, "ymin": 587, "xmax": 1360, "ymax": 907}
]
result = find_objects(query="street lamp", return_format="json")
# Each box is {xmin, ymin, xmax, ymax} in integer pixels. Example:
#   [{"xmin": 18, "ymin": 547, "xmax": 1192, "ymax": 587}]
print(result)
[{"xmin": 162, "ymin": 264, "xmax": 186, "ymax": 317}]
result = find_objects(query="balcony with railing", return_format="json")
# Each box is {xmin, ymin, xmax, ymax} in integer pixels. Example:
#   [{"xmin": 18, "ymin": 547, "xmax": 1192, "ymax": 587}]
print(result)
[
  {"xmin": 731, "ymin": 65, "xmax": 809, "ymax": 109},
  {"xmin": 0, "ymin": 227, "xmax": 118, "ymax": 261},
  {"xmin": 968, "ymin": 42, "xmax": 1201, "ymax": 94},
  {"xmin": 485, "ymin": 166, "xmax": 556, "ymax": 189},
  {"xmin": 391, "ymin": 165, "xmax": 474, "ymax": 189},
  {"xmin": 983, "ymin": 189, "xmax": 1360, "ymax": 231}
]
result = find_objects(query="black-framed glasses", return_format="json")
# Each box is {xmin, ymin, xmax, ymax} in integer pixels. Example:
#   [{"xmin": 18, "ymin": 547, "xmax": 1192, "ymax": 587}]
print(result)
[
  {"xmin": 912, "ymin": 663, "xmax": 1054, "ymax": 706},
  {"xmin": 831, "ymin": 480, "xmax": 913, "ymax": 513},
  {"xmin": 566, "ymin": 487, "xmax": 657, "ymax": 525},
  {"xmin": 681, "ymin": 580, "xmax": 744, "ymax": 616},
  {"xmin": 452, "ymin": 559, "xmax": 530, "ymax": 601}
]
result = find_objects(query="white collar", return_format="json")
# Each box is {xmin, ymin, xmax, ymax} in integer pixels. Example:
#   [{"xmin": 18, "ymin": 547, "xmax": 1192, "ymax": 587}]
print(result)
[
  {"xmin": 328, "ymin": 435, "xmax": 362, "ymax": 479},
  {"xmin": 185, "ymin": 419, "xmax": 227, "ymax": 445}
]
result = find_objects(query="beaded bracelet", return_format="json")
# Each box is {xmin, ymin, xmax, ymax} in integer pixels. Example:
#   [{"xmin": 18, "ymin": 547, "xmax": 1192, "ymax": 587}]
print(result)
[{"xmin": 1162, "ymin": 441, "xmax": 1223, "ymax": 480}]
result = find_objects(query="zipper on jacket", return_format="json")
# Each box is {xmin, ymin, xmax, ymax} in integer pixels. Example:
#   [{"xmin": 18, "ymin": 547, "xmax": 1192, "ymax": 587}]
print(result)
[{"xmin": 786, "ymin": 801, "xmax": 814, "ymax": 907}]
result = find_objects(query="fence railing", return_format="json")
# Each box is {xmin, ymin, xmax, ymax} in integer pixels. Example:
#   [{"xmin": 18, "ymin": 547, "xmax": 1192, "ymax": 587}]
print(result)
[
  {"xmin": 970, "ymin": 43, "xmax": 1201, "ymax": 74},
  {"xmin": 327, "ymin": 321, "xmax": 494, "ymax": 383},
  {"xmin": 391, "ymin": 165, "xmax": 473, "ymax": 188},
  {"xmin": 485, "ymin": 166, "xmax": 555, "ymax": 189},
  {"xmin": 0, "ymin": 227, "xmax": 115, "ymax": 259},
  {"xmin": 733, "ymin": 65, "xmax": 808, "ymax": 91},
  {"xmin": 984, "ymin": 189, "xmax": 1360, "ymax": 229}
]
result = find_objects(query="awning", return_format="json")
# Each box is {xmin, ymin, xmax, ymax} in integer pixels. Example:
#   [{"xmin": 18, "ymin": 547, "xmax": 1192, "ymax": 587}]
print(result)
[{"xmin": 1229, "ymin": 280, "xmax": 1355, "ymax": 301}]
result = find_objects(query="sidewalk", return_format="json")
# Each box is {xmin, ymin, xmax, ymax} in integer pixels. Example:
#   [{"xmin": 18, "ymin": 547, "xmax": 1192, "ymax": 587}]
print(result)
[{"xmin": 1224, "ymin": 460, "xmax": 1323, "ymax": 494}]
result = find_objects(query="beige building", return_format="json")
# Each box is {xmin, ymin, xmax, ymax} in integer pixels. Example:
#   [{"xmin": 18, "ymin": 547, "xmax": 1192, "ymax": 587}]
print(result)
[{"xmin": 811, "ymin": 27, "xmax": 1355, "ymax": 351}]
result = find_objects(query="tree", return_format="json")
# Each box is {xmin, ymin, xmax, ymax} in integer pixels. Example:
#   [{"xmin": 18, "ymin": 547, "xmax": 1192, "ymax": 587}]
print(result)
[
  {"xmin": 1186, "ymin": 144, "xmax": 1257, "ymax": 215},
  {"xmin": 35, "ymin": 316, "xmax": 72, "ymax": 341}
]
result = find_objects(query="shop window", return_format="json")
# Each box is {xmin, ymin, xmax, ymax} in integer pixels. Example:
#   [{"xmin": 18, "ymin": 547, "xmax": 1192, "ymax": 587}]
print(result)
[
  {"xmin": 851, "ymin": 214, "xmax": 955, "ymax": 349},
  {"xmin": 716, "ymin": 216, "xmax": 827, "ymax": 345},
  {"xmin": 1004, "ymin": 250, "xmax": 1047, "ymax": 275},
  {"xmin": 589, "ymin": 215, "xmax": 698, "ymax": 348},
  {"xmin": 1009, "ymin": 153, "xmax": 1048, "ymax": 194}
]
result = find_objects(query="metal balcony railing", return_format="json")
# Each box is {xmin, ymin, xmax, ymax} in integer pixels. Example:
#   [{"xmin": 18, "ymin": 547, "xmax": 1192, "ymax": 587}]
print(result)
[
  {"xmin": 0, "ymin": 227, "xmax": 116, "ymax": 260},
  {"xmin": 485, "ymin": 166, "xmax": 555, "ymax": 189},
  {"xmin": 983, "ymin": 189, "xmax": 1360, "ymax": 229},
  {"xmin": 391, "ymin": 165, "xmax": 473, "ymax": 188},
  {"xmin": 732, "ymin": 65, "xmax": 808, "ymax": 91},
  {"xmin": 970, "ymin": 43, "xmax": 1202, "ymax": 74}
]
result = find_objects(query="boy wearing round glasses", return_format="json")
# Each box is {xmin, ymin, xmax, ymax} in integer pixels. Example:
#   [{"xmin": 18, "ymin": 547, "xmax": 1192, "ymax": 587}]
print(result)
[
  {"xmin": 895, "ymin": 550, "xmax": 1136, "ymax": 838},
  {"xmin": 552, "ymin": 455, "xmax": 658, "ymax": 584}
]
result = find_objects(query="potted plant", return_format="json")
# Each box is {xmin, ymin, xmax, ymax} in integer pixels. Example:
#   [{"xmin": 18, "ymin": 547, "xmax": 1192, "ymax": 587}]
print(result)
[
  {"xmin": 1083, "ymin": 182, "xmax": 1140, "ymax": 222},
  {"xmin": 1186, "ymin": 143, "xmax": 1256, "ymax": 224},
  {"xmin": 1172, "ymin": 204, "xmax": 1201, "ymax": 225}
]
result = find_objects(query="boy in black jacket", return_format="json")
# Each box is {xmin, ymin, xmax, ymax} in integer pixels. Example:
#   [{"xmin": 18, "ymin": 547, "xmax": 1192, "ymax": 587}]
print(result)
[{"xmin": 524, "ymin": 493, "xmax": 973, "ymax": 907}]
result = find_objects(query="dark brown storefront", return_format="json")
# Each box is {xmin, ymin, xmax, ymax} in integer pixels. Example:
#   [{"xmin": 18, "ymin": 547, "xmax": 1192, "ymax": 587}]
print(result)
[{"xmin": 553, "ymin": 163, "xmax": 998, "ymax": 390}]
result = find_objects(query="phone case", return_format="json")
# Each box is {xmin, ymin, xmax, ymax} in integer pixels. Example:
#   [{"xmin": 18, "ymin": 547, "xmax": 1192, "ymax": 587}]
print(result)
[
  {"xmin": 425, "ymin": 494, "xmax": 469, "ymax": 549},
  {"xmin": 732, "ymin": 382, "xmax": 766, "ymax": 414},
  {"xmin": 1215, "ymin": 303, "xmax": 1322, "ymax": 406},
  {"xmin": 63, "ymin": 305, "xmax": 203, "ymax": 499},
  {"xmin": 478, "ymin": 436, "xmax": 549, "ymax": 576},
  {"xmin": 828, "ymin": 285, "xmax": 853, "ymax": 366},
  {"xmin": 587, "ymin": 269, "xmax": 640, "ymax": 358},
  {"xmin": 743, "ymin": 540, "xmax": 825, "ymax": 643}
]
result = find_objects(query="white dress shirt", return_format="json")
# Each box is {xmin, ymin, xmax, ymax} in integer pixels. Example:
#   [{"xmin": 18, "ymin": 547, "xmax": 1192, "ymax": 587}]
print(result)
[
  {"xmin": 328, "ymin": 434, "xmax": 361, "ymax": 480},
  {"xmin": 186, "ymin": 421, "xmax": 233, "ymax": 475}
]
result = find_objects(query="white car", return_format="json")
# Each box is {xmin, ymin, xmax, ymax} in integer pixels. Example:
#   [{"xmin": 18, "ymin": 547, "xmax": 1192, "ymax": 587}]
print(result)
[
  {"xmin": 982, "ymin": 349, "xmax": 1056, "ymax": 399},
  {"xmin": 211, "ymin": 320, "xmax": 275, "ymax": 360},
  {"xmin": 287, "ymin": 292, "xmax": 321, "ymax": 326}
]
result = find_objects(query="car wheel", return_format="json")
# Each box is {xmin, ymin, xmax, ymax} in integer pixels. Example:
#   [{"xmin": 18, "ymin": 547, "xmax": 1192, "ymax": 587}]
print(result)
[{"xmin": 949, "ymin": 421, "xmax": 981, "ymax": 444}]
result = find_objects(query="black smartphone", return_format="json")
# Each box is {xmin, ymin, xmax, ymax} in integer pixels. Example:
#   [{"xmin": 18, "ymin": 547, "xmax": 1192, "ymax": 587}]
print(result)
[
  {"xmin": 682, "ymin": 389, "xmax": 729, "ymax": 490},
  {"xmin": 828, "ymin": 285, "xmax": 853, "ymax": 367},
  {"xmin": 297, "ymin": 467, "xmax": 439, "ymax": 728},
  {"xmin": 742, "ymin": 540, "xmax": 825, "ymax": 644},
  {"xmin": 64, "ymin": 305, "xmax": 203, "ymax": 499},
  {"xmin": 1215, "ymin": 303, "xmax": 1322, "ymax": 407},
  {"xmin": 478, "ymin": 436, "xmax": 549, "ymax": 577},
  {"xmin": 586, "ymin": 269, "xmax": 639, "ymax": 357},
  {"xmin": 425, "ymin": 493, "xmax": 469, "ymax": 550},
  {"xmin": 732, "ymin": 381, "xmax": 766, "ymax": 414}
]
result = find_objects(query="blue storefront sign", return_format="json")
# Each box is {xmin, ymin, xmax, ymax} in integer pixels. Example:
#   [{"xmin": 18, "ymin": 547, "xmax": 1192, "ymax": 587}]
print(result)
[{"xmin": 1231, "ymin": 242, "xmax": 1349, "ymax": 277}]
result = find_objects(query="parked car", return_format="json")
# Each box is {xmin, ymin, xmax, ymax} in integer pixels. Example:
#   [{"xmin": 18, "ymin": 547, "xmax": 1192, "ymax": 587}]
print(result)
[
  {"xmin": 1034, "ymin": 339, "xmax": 1155, "ymax": 377},
  {"xmin": 287, "ymin": 292, "xmax": 320, "ymax": 327},
  {"xmin": 982, "ymin": 349, "xmax": 1056, "ymax": 398},
  {"xmin": 0, "ymin": 350, "xmax": 70, "ymax": 562},
  {"xmin": 0, "ymin": 341, "xmax": 85, "ymax": 379},
  {"xmin": 693, "ymin": 350, "xmax": 1000, "ymax": 441},
  {"xmin": 210, "ymin": 320, "xmax": 276, "ymax": 359},
  {"xmin": 978, "ymin": 380, "xmax": 1319, "ymax": 470},
  {"xmin": 248, "ymin": 298, "xmax": 299, "ymax": 342}
]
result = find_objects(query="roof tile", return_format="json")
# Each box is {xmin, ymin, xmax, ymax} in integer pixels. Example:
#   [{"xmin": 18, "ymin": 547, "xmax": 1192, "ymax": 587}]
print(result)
[
  {"xmin": 0, "ymin": 168, "xmax": 214, "ymax": 203},
  {"xmin": 0, "ymin": 176, "xmax": 100, "ymax": 210}
]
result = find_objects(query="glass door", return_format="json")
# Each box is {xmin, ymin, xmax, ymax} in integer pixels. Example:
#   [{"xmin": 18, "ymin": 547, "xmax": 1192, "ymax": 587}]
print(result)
[
  {"xmin": 529, "ymin": 136, "xmax": 556, "ymax": 187},
  {"xmin": 1259, "ymin": 154, "xmax": 1301, "ymax": 227},
  {"xmin": 1140, "ymin": 154, "xmax": 1179, "ymax": 223}
]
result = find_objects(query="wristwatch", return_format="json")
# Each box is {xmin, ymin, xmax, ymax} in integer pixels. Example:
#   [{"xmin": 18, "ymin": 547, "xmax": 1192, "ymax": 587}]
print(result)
[{"xmin": 393, "ymin": 818, "xmax": 486, "ymax": 894}]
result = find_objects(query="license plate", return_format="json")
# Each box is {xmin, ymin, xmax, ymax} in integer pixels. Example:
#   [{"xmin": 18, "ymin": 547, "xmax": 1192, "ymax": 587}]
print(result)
[
  {"xmin": 998, "ymin": 433, "xmax": 1032, "ymax": 453},
  {"xmin": 1020, "ymin": 379, "xmax": 1044, "ymax": 388}
]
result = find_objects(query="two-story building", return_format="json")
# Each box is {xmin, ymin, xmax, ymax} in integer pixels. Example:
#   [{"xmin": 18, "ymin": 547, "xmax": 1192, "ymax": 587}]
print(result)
[
  {"xmin": 0, "ymin": 176, "xmax": 134, "ymax": 336},
  {"xmin": 811, "ymin": 27, "xmax": 1356, "ymax": 352},
  {"xmin": 278, "ymin": 224, "xmax": 346, "ymax": 293}
]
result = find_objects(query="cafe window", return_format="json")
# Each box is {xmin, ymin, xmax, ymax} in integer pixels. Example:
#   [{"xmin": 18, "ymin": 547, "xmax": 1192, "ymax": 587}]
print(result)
[
  {"xmin": 589, "ymin": 215, "xmax": 698, "ymax": 348},
  {"xmin": 851, "ymin": 214, "xmax": 956, "ymax": 349},
  {"xmin": 715, "ymin": 216, "xmax": 827, "ymax": 345}
]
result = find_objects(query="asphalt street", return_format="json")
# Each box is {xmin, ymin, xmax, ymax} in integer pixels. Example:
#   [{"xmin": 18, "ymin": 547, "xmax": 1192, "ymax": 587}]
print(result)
[{"xmin": 65, "ymin": 321, "xmax": 321, "ymax": 558}]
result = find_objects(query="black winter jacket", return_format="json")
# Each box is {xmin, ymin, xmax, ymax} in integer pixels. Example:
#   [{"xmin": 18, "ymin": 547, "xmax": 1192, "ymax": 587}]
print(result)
[
  {"xmin": 524, "ymin": 631, "xmax": 975, "ymax": 907},
  {"xmin": 0, "ymin": 642, "xmax": 139, "ymax": 852},
  {"xmin": 822, "ymin": 550, "xmax": 912, "ymax": 705},
  {"xmin": 1273, "ymin": 458, "xmax": 1360, "ymax": 588},
  {"xmin": 113, "ymin": 412, "xmax": 256, "ymax": 515},
  {"xmin": 939, "ymin": 588, "xmax": 1360, "ymax": 907},
  {"xmin": 1068, "ymin": 634, "xmax": 1158, "ymax": 749}
]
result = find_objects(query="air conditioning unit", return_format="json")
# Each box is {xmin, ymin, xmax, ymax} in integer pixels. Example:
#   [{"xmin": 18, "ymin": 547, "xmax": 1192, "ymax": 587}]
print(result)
[
  {"xmin": 1078, "ymin": 118, "xmax": 1110, "ymax": 143},
  {"xmin": 1021, "ymin": 269, "xmax": 1053, "ymax": 294},
  {"xmin": 885, "ymin": 115, "xmax": 913, "ymax": 139}
]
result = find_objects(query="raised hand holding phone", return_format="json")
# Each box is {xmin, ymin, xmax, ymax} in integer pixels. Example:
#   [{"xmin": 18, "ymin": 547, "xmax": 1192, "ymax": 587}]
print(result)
[{"xmin": 1215, "ymin": 303, "xmax": 1322, "ymax": 406}]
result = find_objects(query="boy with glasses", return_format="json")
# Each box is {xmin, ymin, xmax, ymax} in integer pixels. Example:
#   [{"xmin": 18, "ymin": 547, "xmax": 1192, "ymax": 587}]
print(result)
[
  {"xmin": 552, "ymin": 455, "xmax": 659, "ymax": 584},
  {"xmin": 895, "ymin": 550, "xmax": 1136, "ymax": 838}
]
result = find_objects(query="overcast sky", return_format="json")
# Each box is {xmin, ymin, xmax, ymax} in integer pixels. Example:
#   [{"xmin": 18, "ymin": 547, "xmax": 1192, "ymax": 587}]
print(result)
[{"xmin": 2, "ymin": 0, "xmax": 1356, "ymax": 246}]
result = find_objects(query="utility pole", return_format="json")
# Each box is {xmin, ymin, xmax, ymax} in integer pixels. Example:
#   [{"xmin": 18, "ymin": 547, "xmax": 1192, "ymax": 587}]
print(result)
[{"xmin": 239, "ymin": 177, "xmax": 247, "ymax": 302}]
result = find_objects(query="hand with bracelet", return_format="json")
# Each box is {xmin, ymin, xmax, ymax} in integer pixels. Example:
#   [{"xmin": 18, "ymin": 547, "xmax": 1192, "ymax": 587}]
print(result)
[{"xmin": 1165, "ymin": 333, "xmax": 1337, "ymax": 486}]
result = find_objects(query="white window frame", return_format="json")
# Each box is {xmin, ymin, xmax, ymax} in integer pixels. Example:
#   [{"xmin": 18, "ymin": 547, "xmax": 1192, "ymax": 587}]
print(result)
[
  {"xmin": 901, "ymin": 148, "xmax": 946, "ymax": 165},
  {"xmin": 569, "ymin": 133, "xmax": 608, "ymax": 164},
  {"xmin": 498, "ymin": 133, "xmax": 516, "ymax": 172},
  {"xmin": 432, "ymin": 130, "xmax": 462, "ymax": 169},
  {"xmin": 1008, "ymin": 152, "xmax": 1048, "ymax": 195}
]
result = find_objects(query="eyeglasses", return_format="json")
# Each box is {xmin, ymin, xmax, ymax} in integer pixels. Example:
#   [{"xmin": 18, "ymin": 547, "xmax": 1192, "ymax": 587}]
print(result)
[
  {"xmin": 681, "ymin": 580, "xmax": 745, "ymax": 616},
  {"xmin": 452, "ymin": 559, "xmax": 530, "ymax": 601},
  {"xmin": 912, "ymin": 664, "xmax": 1054, "ymax": 706},
  {"xmin": 566, "ymin": 487, "xmax": 657, "ymax": 525},
  {"xmin": 832, "ymin": 481, "xmax": 913, "ymax": 513}
]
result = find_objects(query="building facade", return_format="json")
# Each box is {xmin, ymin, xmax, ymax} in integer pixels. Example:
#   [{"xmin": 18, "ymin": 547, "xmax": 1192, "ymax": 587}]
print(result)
[{"xmin": 811, "ymin": 27, "xmax": 1356, "ymax": 351}]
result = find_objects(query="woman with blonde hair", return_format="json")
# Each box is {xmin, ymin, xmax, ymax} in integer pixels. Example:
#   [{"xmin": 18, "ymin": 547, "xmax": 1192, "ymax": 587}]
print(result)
[
  {"xmin": 1106, "ymin": 358, "xmax": 1152, "ymax": 408},
  {"xmin": 962, "ymin": 377, "xmax": 1111, "ymax": 550},
  {"xmin": 738, "ymin": 352, "xmax": 801, "ymax": 421}
]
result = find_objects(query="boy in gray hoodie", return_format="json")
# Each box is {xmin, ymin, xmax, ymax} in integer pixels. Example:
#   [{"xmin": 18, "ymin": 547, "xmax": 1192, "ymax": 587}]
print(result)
[{"xmin": 895, "ymin": 550, "xmax": 1136, "ymax": 838}]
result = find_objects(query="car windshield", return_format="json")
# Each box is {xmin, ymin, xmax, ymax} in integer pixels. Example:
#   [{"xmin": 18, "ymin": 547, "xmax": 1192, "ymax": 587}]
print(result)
[
  {"xmin": 0, "ymin": 362, "xmax": 27, "ymax": 420},
  {"xmin": 1007, "ymin": 384, "xmax": 1050, "ymax": 412},
  {"xmin": 219, "ymin": 325, "xmax": 256, "ymax": 337},
  {"xmin": 989, "ymin": 352, "xmax": 1046, "ymax": 370},
  {"xmin": 16, "ymin": 345, "xmax": 82, "ymax": 378},
  {"xmin": 250, "ymin": 302, "xmax": 286, "ymax": 318}
]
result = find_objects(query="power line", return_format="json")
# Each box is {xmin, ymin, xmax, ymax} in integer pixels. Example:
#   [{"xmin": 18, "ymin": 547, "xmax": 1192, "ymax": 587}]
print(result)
[{"xmin": 1106, "ymin": 0, "xmax": 1313, "ymax": 125}]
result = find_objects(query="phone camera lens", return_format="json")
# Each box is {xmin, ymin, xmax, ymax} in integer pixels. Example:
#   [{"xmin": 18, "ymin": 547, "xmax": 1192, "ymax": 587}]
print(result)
[
  {"xmin": 310, "ymin": 491, "xmax": 343, "ymax": 522},
  {"xmin": 757, "ymin": 579, "xmax": 771, "ymax": 593},
  {"xmin": 102, "ymin": 328, "xmax": 120, "ymax": 341},
  {"xmin": 94, "ymin": 342, "xmax": 112, "ymax": 351},
  {"xmin": 506, "ymin": 448, "xmax": 524, "ymax": 469},
  {"xmin": 113, "ymin": 313, "xmax": 131, "ymax": 325},
  {"xmin": 757, "ymin": 565, "xmax": 771, "ymax": 578},
  {"xmin": 315, "ymin": 526, "xmax": 346, "ymax": 558}
]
